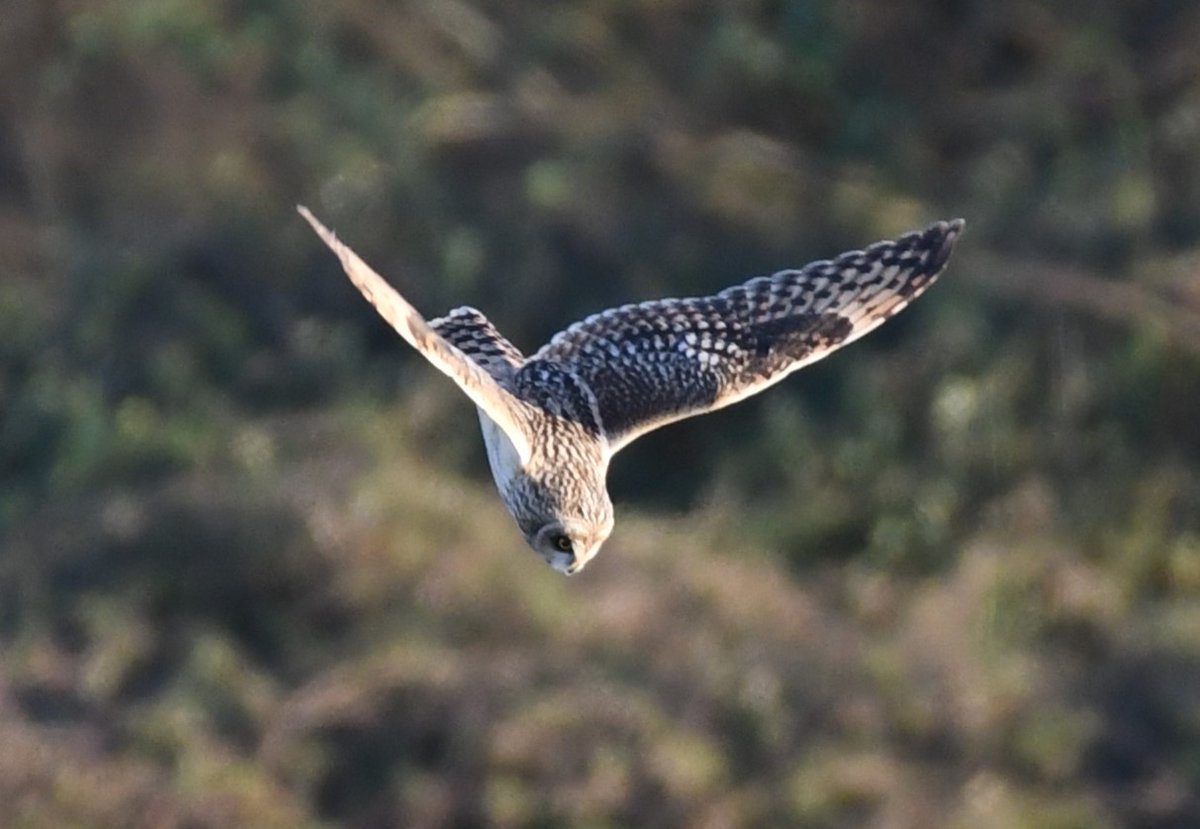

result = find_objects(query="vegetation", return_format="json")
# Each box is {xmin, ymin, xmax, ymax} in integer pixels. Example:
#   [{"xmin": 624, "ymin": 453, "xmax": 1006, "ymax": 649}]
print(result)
[{"xmin": 2, "ymin": 0, "xmax": 1200, "ymax": 825}]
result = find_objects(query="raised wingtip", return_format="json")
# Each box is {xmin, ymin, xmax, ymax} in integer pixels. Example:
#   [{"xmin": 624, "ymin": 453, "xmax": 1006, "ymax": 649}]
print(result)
[
  {"xmin": 930, "ymin": 217, "xmax": 965, "ymax": 236},
  {"xmin": 296, "ymin": 204, "xmax": 342, "ymax": 254},
  {"xmin": 296, "ymin": 203, "xmax": 319, "ymax": 228},
  {"xmin": 926, "ymin": 218, "xmax": 965, "ymax": 271}
]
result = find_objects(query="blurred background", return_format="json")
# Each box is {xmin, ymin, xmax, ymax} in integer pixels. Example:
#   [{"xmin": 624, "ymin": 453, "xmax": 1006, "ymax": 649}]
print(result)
[{"xmin": 2, "ymin": 1, "xmax": 1200, "ymax": 826}]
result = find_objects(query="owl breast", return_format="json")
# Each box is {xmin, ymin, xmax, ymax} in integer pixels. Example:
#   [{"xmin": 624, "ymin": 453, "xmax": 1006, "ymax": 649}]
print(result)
[{"xmin": 477, "ymin": 407, "xmax": 525, "ymax": 496}]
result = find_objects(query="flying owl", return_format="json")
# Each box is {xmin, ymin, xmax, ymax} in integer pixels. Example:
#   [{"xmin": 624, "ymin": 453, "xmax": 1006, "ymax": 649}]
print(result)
[{"xmin": 299, "ymin": 206, "xmax": 963, "ymax": 574}]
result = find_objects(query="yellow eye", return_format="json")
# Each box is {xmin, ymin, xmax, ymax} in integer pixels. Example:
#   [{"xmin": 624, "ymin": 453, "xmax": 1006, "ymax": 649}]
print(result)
[{"xmin": 553, "ymin": 534, "xmax": 573, "ymax": 553}]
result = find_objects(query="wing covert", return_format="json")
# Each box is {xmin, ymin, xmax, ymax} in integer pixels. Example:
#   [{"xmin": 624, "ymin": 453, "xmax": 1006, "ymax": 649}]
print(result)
[{"xmin": 429, "ymin": 306, "xmax": 525, "ymax": 382}]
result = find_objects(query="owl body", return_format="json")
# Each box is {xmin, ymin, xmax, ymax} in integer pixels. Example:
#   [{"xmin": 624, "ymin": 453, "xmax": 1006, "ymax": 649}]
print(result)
[{"xmin": 300, "ymin": 207, "xmax": 963, "ymax": 574}]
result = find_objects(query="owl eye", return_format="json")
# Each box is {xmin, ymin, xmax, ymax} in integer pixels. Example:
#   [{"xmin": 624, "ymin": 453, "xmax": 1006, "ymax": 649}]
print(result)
[{"xmin": 553, "ymin": 534, "xmax": 573, "ymax": 553}]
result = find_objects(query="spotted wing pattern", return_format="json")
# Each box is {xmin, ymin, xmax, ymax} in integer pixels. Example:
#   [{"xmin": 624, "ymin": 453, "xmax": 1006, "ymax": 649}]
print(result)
[
  {"xmin": 532, "ymin": 219, "xmax": 964, "ymax": 452},
  {"xmin": 430, "ymin": 306, "xmax": 526, "ymax": 382}
]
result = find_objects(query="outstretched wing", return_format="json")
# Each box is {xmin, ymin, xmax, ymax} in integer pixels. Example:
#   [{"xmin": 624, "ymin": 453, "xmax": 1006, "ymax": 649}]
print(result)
[
  {"xmin": 298, "ymin": 206, "xmax": 534, "ymax": 464},
  {"xmin": 533, "ymin": 219, "xmax": 964, "ymax": 453}
]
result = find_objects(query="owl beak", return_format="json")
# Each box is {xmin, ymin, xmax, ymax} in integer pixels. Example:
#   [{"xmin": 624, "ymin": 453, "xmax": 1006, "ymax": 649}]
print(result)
[
  {"xmin": 548, "ymin": 551, "xmax": 576, "ymax": 575},
  {"xmin": 573, "ymin": 537, "xmax": 609, "ymax": 575},
  {"xmin": 549, "ymin": 552, "xmax": 585, "ymax": 576}
]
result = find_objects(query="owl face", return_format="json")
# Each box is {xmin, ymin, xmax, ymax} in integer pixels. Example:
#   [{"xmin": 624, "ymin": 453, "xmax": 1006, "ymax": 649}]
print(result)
[
  {"xmin": 507, "ymin": 459, "xmax": 614, "ymax": 574},
  {"xmin": 531, "ymin": 517, "xmax": 613, "ymax": 575}
]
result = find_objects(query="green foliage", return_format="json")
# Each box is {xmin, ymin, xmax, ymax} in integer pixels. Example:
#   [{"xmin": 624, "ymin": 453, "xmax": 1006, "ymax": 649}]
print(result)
[{"xmin": 2, "ymin": 0, "xmax": 1200, "ymax": 825}]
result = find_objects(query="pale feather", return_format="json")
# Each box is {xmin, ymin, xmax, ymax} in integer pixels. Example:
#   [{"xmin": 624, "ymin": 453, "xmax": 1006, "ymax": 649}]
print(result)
[{"xmin": 298, "ymin": 205, "xmax": 534, "ymax": 465}]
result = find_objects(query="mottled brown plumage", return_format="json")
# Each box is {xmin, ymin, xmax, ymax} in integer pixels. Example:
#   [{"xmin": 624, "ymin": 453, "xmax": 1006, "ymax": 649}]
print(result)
[{"xmin": 300, "ymin": 207, "xmax": 964, "ymax": 574}]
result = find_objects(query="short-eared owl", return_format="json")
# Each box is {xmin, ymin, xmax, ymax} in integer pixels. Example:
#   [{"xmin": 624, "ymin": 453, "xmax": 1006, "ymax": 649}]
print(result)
[{"xmin": 299, "ymin": 207, "xmax": 963, "ymax": 574}]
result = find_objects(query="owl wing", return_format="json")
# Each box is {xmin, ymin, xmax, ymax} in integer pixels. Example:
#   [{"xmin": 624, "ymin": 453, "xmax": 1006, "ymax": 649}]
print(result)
[
  {"xmin": 428, "ymin": 306, "xmax": 525, "ymax": 383},
  {"xmin": 532, "ymin": 219, "xmax": 964, "ymax": 453},
  {"xmin": 299, "ymin": 206, "xmax": 534, "ymax": 464}
]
